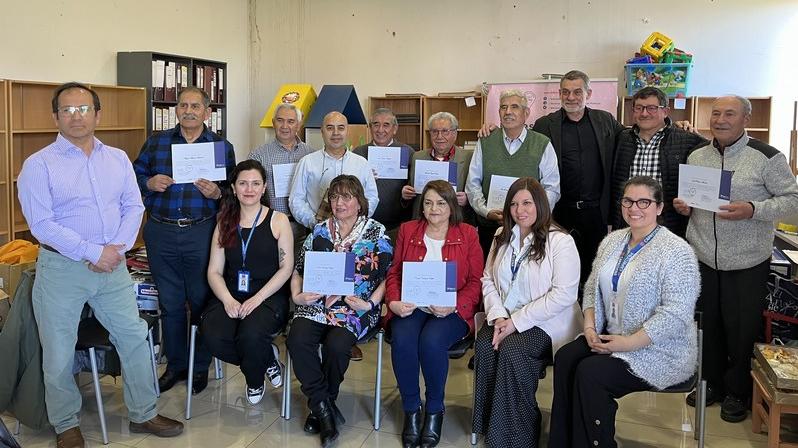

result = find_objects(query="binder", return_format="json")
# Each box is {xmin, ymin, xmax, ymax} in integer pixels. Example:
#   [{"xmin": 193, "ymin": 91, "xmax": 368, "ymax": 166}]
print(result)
[
  {"xmin": 204, "ymin": 66, "xmax": 214, "ymax": 98},
  {"xmin": 210, "ymin": 69, "xmax": 217, "ymax": 102},
  {"xmin": 164, "ymin": 62, "xmax": 176, "ymax": 101},
  {"xmin": 154, "ymin": 107, "xmax": 163, "ymax": 131},
  {"xmin": 218, "ymin": 68, "xmax": 224, "ymax": 103},
  {"xmin": 153, "ymin": 60, "xmax": 165, "ymax": 101},
  {"xmin": 168, "ymin": 106, "xmax": 176, "ymax": 129},
  {"xmin": 178, "ymin": 64, "xmax": 188, "ymax": 96}
]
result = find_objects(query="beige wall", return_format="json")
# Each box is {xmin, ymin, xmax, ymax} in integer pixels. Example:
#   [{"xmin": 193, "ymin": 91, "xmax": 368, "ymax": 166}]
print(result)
[
  {"xmin": 252, "ymin": 0, "xmax": 798, "ymax": 153},
  {"xmin": 1, "ymin": 0, "xmax": 251, "ymax": 159}
]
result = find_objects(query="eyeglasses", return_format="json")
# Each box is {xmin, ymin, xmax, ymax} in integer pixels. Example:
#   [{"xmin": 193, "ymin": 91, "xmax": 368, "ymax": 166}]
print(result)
[
  {"xmin": 57, "ymin": 105, "xmax": 94, "ymax": 116},
  {"xmin": 632, "ymin": 105, "xmax": 666, "ymax": 114},
  {"xmin": 329, "ymin": 192, "xmax": 354, "ymax": 202},
  {"xmin": 429, "ymin": 129, "xmax": 456, "ymax": 137},
  {"xmin": 620, "ymin": 197, "xmax": 659, "ymax": 209}
]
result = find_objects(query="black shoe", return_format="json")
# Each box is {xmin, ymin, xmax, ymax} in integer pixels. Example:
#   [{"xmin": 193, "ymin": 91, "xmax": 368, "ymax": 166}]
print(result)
[
  {"xmin": 303, "ymin": 413, "xmax": 320, "ymax": 434},
  {"xmin": 310, "ymin": 399, "xmax": 339, "ymax": 448},
  {"xmin": 402, "ymin": 406, "xmax": 422, "ymax": 448},
  {"xmin": 158, "ymin": 369, "xmax": 187, "ymax": 393},
  {"xmin": 330, "ymin": 400, "xmax": 346, "ymax": 426},
  {"xmin": 720, "ymin": 395, "xmax": 748, "ymax": 423},
  {"xmin": 686, "ymin": 385, "xmax": 723, "ymax": 407},
  {"xmin": 420, "ymin": 410, "xmax": 444, "ymax": 448},
  {"xmin": 191, "ymin": 371, "xmax": 209, "ymax": 395}
]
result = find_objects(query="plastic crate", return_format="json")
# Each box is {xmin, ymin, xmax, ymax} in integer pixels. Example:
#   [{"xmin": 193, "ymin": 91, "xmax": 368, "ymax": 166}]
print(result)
[{"xmin": 625, "ymin": 63, "xmax": 692, "ymax": 98}]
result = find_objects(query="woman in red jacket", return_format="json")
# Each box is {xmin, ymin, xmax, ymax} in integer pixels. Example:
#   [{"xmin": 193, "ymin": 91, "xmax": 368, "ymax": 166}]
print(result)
[{"xmin": 385, "ymin": 180, "xmax": 484, "ymax": 448}]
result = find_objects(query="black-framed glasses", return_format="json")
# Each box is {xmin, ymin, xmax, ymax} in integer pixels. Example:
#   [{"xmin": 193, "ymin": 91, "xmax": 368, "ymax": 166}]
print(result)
[
  {"xmin": 57, "ymin": 105, "xmax": 94, "ymax": 116},
  {"xmin": 632, "ymin": 105, "xmax": 666, "ymax": 114},
  {"xmin": 620, "ymin": 197, "xmax": 660, "ymax": 209}
]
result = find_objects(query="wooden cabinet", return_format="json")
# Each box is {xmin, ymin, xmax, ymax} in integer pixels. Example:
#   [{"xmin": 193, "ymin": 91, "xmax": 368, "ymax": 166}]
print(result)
[
  {"xmin": 5, "ymin": 80, "xmax": 146, "ymax": 242},
  {"xmin": 422, "ymin": 95, "xmax": 484, "ymax": 149},
  {"xmin": 0, "ymin": 80, "xmax": 8, "ymax": 245},
  {"xmin": 368, "ymin": 95, "xmax": 424, "ymax": 151}
]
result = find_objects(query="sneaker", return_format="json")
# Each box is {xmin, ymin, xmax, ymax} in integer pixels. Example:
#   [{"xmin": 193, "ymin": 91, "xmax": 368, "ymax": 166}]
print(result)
[
  {"xmin": 246, "ymin": 383, "xmax": 265, "ymax": 405},
  {"xmin": 266, "ymin": 345, "xmax": 283, "ymax": 388},
  {"xmin": 686, "ymin": 385, "xmax": 723, "ymax": 407},
  {"xmin": 720, "ymin": 395, "xmax": 748, "ymax": 423}
]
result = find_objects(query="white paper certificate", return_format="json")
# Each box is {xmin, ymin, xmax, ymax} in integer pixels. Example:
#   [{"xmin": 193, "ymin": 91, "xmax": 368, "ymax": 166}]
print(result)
[
  {"xmin": 401, "ymin": 261, "xmax": 457, "ymax": 307},
  {"xmin": 171, "ymin": 142, "xmax": 228, "ymax": 184},
  {"xmin": 678, "ymin": 164, "xmax": 733, "ymax": 212},
  {"xmin": 368, "ymin": 146, "xmax": 410, "ymax": 180},
  {"xmin": 486, "ymin": 175, "xmax": 519, "ymax": 210},
  {"xmin": 302, "ymin": 251, "xmax": 356, "ymax": 296},
  {"xmin": 272, "ymin": 163, "xmax": 297, "ymax": 198},
  {"xmin": 413, "ymin": 160, "xmax": 458, "ymax": 191}
]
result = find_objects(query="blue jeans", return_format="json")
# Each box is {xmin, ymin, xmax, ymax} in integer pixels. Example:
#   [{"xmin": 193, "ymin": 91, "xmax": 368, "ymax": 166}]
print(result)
[
  {"xmin": 143, "ymin": 218, "xmax": 214, "ymax": 373},
  {"xmin": 390, "ymin": 309, "xmax": 468, "ymax": 413},
  {"xmin": 33, "ymin": 248, "xmax": 158, "ymax": 434}
]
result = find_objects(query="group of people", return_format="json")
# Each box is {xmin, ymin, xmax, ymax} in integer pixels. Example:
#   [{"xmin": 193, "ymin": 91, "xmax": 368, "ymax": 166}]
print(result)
[{"xmin": 14, "ymin": 68, "xmax": 798, "ymax": 448}]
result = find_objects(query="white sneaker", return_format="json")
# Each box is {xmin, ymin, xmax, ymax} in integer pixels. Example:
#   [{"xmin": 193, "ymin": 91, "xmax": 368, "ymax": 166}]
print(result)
[
  {"xmin": 246, "ymin": 383, "xmax": 265, "ymax": 405},
  {"xmin": 266, "ymin": 344, "xmax": 283, "ymax": 388}
]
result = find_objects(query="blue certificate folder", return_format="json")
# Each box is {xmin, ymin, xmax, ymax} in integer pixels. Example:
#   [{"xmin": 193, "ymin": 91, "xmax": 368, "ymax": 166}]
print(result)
[
  {"xmin": 302, "ymin": 251, "xmax": 356, "ymax": 296},
  {"xmin": 400, "ymin": 147, "xmax": 411, "ymax": 169},
  {"xmin": 213, "ymin": 141, "xmax": 227, "ymax": 169},
  {"xmin": 401, "ymin": 261, "xmax": 458, "ymax": 307}
]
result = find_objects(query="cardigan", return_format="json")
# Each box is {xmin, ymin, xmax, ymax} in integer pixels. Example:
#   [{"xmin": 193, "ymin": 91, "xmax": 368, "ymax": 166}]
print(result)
[
  {"xmin": 384, "ymin": 220, "xmax": 484, "ymax": 333},
  {"xmin": 583, "ymin": 227, "xmax": 700, "ymax": 390}
]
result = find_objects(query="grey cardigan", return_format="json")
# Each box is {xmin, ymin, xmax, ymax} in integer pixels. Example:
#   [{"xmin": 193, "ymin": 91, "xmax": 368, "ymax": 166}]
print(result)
[{"xmin": 583, "ymin": 227, "xmax": 700, "ymax": 390}]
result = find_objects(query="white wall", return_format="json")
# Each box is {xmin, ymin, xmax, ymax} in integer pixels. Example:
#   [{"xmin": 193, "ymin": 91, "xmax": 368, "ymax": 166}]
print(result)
[
  {"xmin": 1, "ymin": 0, "xmax": 251, "ymax": 160},
  {"xmin": 251, "ymin": 0, "xmax": 798, "ymax": 153}
]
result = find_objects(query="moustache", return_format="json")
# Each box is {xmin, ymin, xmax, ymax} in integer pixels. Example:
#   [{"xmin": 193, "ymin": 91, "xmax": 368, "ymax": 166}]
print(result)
[{"xmin": 181, "ymin": 114, "xmax": 198, "ymax": 120}]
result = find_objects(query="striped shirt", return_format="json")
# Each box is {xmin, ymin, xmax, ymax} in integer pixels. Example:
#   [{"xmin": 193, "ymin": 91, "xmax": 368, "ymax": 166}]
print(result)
[
  {"xmin": 630, "ymin": 126, "xmax": 666, "ymax": 183},
  {"xmin": 248, "ymin": 138, "xmax": 316, "ymax": 216},
  {"xmin": 17, "ymin": 134, "xmax": 145, "ymax": 264},
  {"xmin": 133, "ymin": 125, "xmax": 235, "ymax": 220}
]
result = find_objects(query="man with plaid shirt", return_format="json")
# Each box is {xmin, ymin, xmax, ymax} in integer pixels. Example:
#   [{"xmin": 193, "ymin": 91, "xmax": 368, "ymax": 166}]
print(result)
[
  {"xmin": 133, "ymin": 86, "xmax": 236, "ymax": 394},
  {"xmin": 610, "ymin": 87, "xmax": 707, "ymax": 237}
]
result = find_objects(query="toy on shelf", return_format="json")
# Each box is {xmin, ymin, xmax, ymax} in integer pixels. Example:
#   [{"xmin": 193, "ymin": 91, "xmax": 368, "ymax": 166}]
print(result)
[
  {"xmin": 640, "ymin": 32, "xmax": 674, "ymax": 62},
  {"xmin": 625, "ymin": 32, "xmax": 693, "ymax": 97}
]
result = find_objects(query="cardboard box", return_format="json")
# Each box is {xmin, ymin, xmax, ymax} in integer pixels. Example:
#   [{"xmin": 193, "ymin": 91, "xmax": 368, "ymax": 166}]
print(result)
[{"xmin": 0, "ymin": 262, "xmax": 36, "ymax": 302}]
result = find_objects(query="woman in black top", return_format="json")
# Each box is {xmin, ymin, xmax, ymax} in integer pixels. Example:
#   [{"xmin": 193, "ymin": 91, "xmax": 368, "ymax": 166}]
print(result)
[{"xmin": 201, "ymin": 160, "xmax": 294, "ymax": 405}]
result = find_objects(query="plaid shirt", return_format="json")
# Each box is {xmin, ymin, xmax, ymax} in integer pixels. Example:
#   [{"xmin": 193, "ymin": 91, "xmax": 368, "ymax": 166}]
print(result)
[
  {"xmin": 630, "ymin": 125, "xmax": 666, "ymax": 183},
  {"xmin": 133, "ymin": 125, "xmax": 235, "ymax": 220},
  {"xmin": 248, "ymin": 138, "xmax": 316, "ymax": 215}
]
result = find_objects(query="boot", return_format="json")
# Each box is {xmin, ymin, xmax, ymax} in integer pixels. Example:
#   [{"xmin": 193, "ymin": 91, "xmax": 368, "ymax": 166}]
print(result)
[
  {"xmin": 420, "ymin": 410, "xmax": 444, "ymax": 448},
  {"xmin": 402, "ymin": 406, "xmax": 423, "ymax": 448},
  {"xmin": 310, "ymin": 399, "xmax": 339, "ymax": 447}
]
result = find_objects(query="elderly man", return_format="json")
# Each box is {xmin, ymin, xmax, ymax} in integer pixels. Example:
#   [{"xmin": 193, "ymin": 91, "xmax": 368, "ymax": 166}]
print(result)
[
  {"xmin": 134, "ymin": 86, "xmax": 236, "ymax": 394},
  {"xmin": 353, "ymin": 108, "xmax": 414, "ymax": 240},
  {"xmin": 249, "ymin": 103, "xmax": 316, "ymax": 253},
  {"xmin": 401, "ymin": 111, "xmax": 474, "ymax": 222},
  {"xmin": 675, "ymin": 96, "xmax": 798, "ymax": 422},
  {"xmin": 18, "ymin": 82, "xmax": 183, "ymax": 448},
  {"xmin": 467, "ymin": 89, "xmax": 560, "ymax": 257},
  {"xmin": 611, "ymin": 86, "xmax": 708, "ymax": 237}
]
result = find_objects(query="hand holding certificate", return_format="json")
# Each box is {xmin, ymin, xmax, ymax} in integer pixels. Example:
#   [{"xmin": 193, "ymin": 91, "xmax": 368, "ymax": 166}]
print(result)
[
  {"xmin": 401, "ymin": 261, "xmax": 457, "ymax": 307},
  {"xmin": 368, "ymin": 146, "xmax": 410, "ymax": 180},
  {"xmin": 413, "ymin": 160, "xmax": 458, "ymax": 191},
  {"xmin": 486, "ymin": 175, "xmax": 519, "ymax": 210},
  {"xmin": 678, "ymin": 164, "xmax": 733, "ymax": 212},
  {"xmin": 302, "ymin": 251, "xmax": 356, "ymax": 296},
  {"xmin": 272, "ymin": 163, "xmax": 297, "ymax": 198},
  {"xmin": 171, "ymin": 141, "xmax": 228, "ymax": 184}
]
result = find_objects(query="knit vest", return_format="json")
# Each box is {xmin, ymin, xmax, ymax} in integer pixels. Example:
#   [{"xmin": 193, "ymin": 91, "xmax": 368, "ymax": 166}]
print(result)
[{"xmin": 479, "ymin": 129, "xmax": 549, "ymax": 195}]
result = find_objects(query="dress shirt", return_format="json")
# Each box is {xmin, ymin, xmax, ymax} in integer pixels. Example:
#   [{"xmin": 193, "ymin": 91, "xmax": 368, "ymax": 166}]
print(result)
[
  {"xmin": 248, "ymin": 138, "xmax": 316, "ymax": 216},
  {"xmin": 466, "ymin": 127, "xmax": 560, "ymax": 217},
  {"xmin": 17, "ymin": 134, "xmax": 145, "ymax": 264},
  {"xmin": 288, "ymin": 148, "xmax": 379, "ymax": 229}
]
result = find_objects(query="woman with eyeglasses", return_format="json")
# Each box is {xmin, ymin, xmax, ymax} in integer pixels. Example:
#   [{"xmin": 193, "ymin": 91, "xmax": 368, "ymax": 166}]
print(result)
[
  {"xmin": 471, "ymin": 177, "xmax": 581, "ymax": 448},
  {"xmin": 384, "ymin": 180, "xmax": 483, "ymax": 448},
  {"xmin": 548, "ymin": 176, "xmax": 700, "ymax": 447},
  {"xmin": 286, "ymin": 174, "xmax": 393, "ymax": 447}
]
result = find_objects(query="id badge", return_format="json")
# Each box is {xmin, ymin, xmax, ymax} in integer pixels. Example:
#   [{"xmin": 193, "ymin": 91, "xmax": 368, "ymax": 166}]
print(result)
[{"xmin": 237, "ymin": 270, "xmax": 250, "ymax": 293}]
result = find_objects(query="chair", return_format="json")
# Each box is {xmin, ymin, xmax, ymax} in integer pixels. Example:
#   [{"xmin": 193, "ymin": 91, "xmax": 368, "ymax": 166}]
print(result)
[
  {"xmin": 0, "ymin": 417, "xmax": 22, "ymax": 448},
  {"xmin": 185, "ymin": 323, "xmax": 289, "ymax": 419},
  {"xmin": 75, "ymin": 313, "xmax": 160, "ymax": 445}
]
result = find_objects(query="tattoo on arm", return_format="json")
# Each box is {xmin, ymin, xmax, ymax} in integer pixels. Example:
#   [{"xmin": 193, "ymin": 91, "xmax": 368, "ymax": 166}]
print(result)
[{"xmin": 279, "ymin": 248, "xmax": 286, "ymax": 265}]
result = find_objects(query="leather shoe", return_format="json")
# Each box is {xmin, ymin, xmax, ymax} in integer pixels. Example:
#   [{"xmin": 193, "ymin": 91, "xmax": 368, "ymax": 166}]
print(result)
[
  {"xmin": 350, "ymin": 345, "xmax": 363, "ymax": 361},
  {"xmin": 686, "ymin": 385, "xmax": 723, "ymax": 407},
  {"xmin": 158, "ymin": 369, "xmax": 187, "ymax": 393},
  {"xmin": 420, "ymin": 410, "xmax": 444, "ymax": 448},
  {"xmin": 310, "ymin": 399, "xmax": 339, "ymax": 448},
  {"xmin": 720, "ymin": 395, "xmax": 749, "ymax": 423},
  {"xmin": 304, "ymin": 400, "xmax": 345, "ymax": 434},
  {"xmin": 129, "ymin": 414, "xmax": 184, "ymax": 437},
  {"xmin": 56, "ymin": 427, "xmax": 85, "ymax": 448},
  {"xmin": 402, "ymin": 406, "xmax": 422, "ymax": 448},
  {"xmin": 191, "ymin": 371, "xmax": 209, "ymax": 395}
]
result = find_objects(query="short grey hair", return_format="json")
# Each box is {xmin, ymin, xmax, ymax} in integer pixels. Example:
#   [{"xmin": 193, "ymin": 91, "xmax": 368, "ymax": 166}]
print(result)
[
  {"xmin": 730, "ymin": 95, "xmax": 752, "ymax": 116},
  {"xmin": 274, "ymin": 103, "xmax": 303, "ymax": 123},
  {"xmin": 499, "ymin": 89, "xmax": 528, "ymax": 109},
  {"xmin": 428, "ymin": 111, "xmax": 458, "ymax": 130},
  {"xmin": 561, "ymin": 70, "xmax": 591, "ymax": 90},
  {"xmin": 371, "ymin": 107, "xmax": 397, "ymax": 126}
]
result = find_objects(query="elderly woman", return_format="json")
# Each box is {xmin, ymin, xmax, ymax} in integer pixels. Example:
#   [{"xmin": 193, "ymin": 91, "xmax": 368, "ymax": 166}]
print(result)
[
  {"xmin": 201, "ymin": 160, "xmax": 293, "ymax": 405},
  {"xmin": 472, "ymin": 177, "xmax": 581, "ymax": 447},
  {"xmin": 385, "ymin": 180, "xmax": 483, "ymax": 448},
  {"xmin": 286, "ymin": 174, "xmax": 393, "ymax": 447},
  {"xmin": 547, "ymin": 176, "xmax": 700, "ymax": 447}
]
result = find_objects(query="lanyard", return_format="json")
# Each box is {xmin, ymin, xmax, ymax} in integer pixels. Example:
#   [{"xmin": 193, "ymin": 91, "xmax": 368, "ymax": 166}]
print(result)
[
  {"xmin": 611, "ymin": 226, "xmax": 660, "ymax": 292},
  {"xmin": 237, "ymin": 206, "xmax": 263, "ymax": 269},
  {"xmin": 509, "ymin": 243, "xmax": 534, "ymax": 282}
]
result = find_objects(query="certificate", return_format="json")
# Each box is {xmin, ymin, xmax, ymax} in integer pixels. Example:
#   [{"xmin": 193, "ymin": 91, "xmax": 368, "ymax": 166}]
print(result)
[
  {"xmin": 368, "ymin": 146, "xmax": 410, "ymax": 180},
  {"xmin": 401, "ymin": 261, "xmax": 457, "ymax": 307},
  {"xmin": 678, "ymin": 164, "xmax": 732, "ymax": 212},
  {"xmin": 413, "ymin": 160, "xmax": 458, "ymax": 191},
  {"xmin": 486, "ymin": 175, "xmax": 519, "ymax": 210},
  {"xmin": 272, "ymin": 163, "xmax": 297, "ymax": 198},
  {"xmin": 302, "ymin": 251, "xmax": 356, "ymax": 296},
  {"xmin": 171, "ymin": 141, "xmax": 228, "ymax": 184}
]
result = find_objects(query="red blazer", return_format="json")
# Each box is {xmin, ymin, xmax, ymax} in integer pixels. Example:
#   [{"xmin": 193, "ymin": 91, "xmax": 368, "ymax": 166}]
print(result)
[{"xmin": 384, "ymin": 220, "xmax": 484, "ymax": 333}]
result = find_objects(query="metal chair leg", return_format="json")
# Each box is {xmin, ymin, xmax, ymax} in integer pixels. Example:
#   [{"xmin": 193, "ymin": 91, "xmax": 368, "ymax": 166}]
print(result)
[
  {"xmin": 147, "ymin": 328, "xmax": 160, "ymax": 397},
  {"xmin": 13, "ymin": 420, "xmax": 19, "ymax": 435},
  {"xmin": 471, "ymin": 346, "xmax": 479, "ymax": 445},
  {"xmin": 284, "ymin": 351, "xmax": 292, "ymax": 420},
  {"xmin": 88, "ymin": 348, "xmax": 109, "ymax": 445},
  {"xmin": 374, "ymin": 331, "xmax": 383, "ymax": 431},
  {"xmin": 214, "ymin": 357, "xmax": 224, "ymax": 380},
  {"xmin": 185, "ymin": 325, "xmax": 197, "ymax": 420},
  {"xmin": 697, "ymin": 380, "xmax": 706, "ymax": 448}
]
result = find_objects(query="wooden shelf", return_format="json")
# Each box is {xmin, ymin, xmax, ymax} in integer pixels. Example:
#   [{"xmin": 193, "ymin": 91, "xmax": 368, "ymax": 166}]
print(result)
[
  {"xmin": 369, "ymin": 95, "xmax": 425, "ymax": 151},
  {"xmin": 422, "ymin": 95, "xmax": 485, "ymax": 149},
  {"xmin": 11, "ymin": 128, "xmax": 58, "ymax": 134}
]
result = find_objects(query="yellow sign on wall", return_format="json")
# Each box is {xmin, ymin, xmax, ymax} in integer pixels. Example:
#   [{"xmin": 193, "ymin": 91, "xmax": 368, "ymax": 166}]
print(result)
[{"xmin": 259, "ymin": 84, "xmax": 317, "ymax": 128}]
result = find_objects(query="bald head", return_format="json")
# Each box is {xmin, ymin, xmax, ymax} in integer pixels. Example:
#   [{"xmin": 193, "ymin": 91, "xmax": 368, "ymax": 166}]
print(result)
[{"xmin": 322, "ymin": 111, "xmax": 348, "ymax": 152}]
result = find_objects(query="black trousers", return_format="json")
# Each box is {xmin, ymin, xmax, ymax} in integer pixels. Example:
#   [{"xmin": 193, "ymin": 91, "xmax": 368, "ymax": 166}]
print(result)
[
  {"xmin": 478, "ymin": 221, "xmax": 500, "ymax": 262},
  {"xmin": 286, "ymin": 317, "xmax": 357, "ymax": 407},
  {"xmin": 200, "ymin": 294, "xmax": 289, "ymax": 387},
  {"xmin": 698, "ymin": 259, "xmax": 769, "ymax": 399},
  {"xmin": 548, "ymin": 336, "xmax": 650, "ymax": 448},
  {"xmin": 553, "ymin": 204, "xmax": 606, "ymax": 290}
]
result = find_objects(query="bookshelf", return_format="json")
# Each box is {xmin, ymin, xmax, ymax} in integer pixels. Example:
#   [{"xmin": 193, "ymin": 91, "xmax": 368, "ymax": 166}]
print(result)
[
  {"xmin": 0, "ymin": 80, "xmax": 8, "ymax": 245},
  {"xmin": 6, "ymin": 80, "xmax": 147, "ymax": 242},
  {"xmin": 422, "ymin": 95, "xmax": 485, "ymax": 149},
  {"xmin": 117, "ymin": 51, "xmax": 227, "ymax": 138},
  {"xmin": 369, "ymin": 95, "xmax": 424, "ymax": 151}
]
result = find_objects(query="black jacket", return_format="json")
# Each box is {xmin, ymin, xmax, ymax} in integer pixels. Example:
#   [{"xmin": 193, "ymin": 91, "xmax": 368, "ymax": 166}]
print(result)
[{"xmin": 532, "ymin": 107, "xmax": 624, "ymax": 224}]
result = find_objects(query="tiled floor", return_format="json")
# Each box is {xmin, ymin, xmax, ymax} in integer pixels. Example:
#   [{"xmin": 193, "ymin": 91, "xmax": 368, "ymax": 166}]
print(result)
[{"xmin": 3, "ymin": 338, "xmax": 796, "ymax": 447}]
